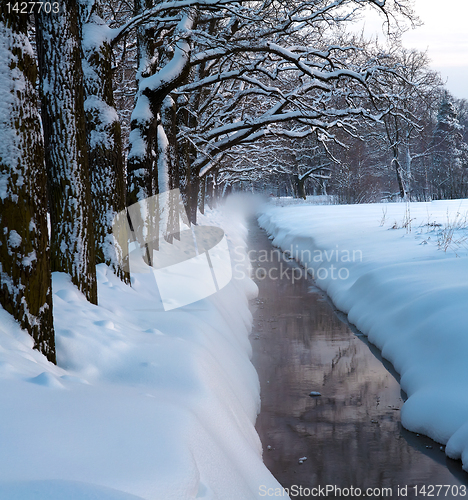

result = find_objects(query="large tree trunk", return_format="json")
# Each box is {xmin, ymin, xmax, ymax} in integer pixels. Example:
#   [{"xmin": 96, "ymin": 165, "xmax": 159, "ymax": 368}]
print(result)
[
  {"xmin": 127, "ymin": 111, "xmax": 158, "ymax": 205},
  {"xmin": 176, "ymin": 94, "xmax": 191, "ymax": 211},
  {"xmin": 128, "ymin": 7, "xmax": 194, "ymax": 220},
  {"xmin": 293, "ymin": 175, "xmax": 306, "ymax": 199},
  {"xmin": 177, "ymin": 94, "xmax": 200, "ymax": 224},
  {"xmin": 126, "ymin": 0, "xmax": 160, "ymax": 205},
  {"xmin": 0, "ymin": 11, "xmax": 56, "ymax": 362},
  {"xmin": 161, "ymin": 96, "xmax": 179, "ymax": 192},
  {"xmin": 159, "ymin": 96, "xmax": 183, "ymax": 242},
  {"xmin": 36, "ymin": 1, "xmax": 98, "ymax": 304},
  {"xmin": 205, "ymin": 173, "xmax": 215, "ymax": 209},
  {"xmin": 186, "ymin": 166, "xmax": 201, "ymax": 224},
  {"xmin": 176, "ymin": 63, "xmax": 206, "ymax": 224},
  {"xmin": 80, "ymin": 1, "xmax": 129, "ymax": 282}
]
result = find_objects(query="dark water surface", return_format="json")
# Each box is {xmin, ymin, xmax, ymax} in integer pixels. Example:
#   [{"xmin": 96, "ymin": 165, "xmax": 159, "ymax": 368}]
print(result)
[{"xmin": 249, "ymin": 222, "xmax": 468, "ymax": 499}]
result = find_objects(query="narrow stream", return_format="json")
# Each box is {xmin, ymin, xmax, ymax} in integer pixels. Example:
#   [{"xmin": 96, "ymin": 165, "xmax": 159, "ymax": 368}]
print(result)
[{"xmin": 249, "ymin": 222, "xmax": 468, "ymax": 499}]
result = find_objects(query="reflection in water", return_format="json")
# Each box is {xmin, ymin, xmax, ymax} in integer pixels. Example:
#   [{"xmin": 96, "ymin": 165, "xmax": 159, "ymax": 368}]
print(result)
[{"xmin": 249, "ymin": 223, "xmax": 468, "ymax": 498}]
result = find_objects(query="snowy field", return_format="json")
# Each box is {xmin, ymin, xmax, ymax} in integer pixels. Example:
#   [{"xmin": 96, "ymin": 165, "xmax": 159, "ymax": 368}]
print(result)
[
  {"xmin": 0, "ymin": 206, "xmax": 283, "ymax": 500},
  {"xmin": 258, "ymin": 198, "xmax": 468, "ymax": 473}
]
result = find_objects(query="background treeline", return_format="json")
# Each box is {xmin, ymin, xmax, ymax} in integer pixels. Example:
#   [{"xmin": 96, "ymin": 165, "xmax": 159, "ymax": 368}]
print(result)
[
  {"xmin": 243, "ymin": 89, "xmax": 468, "ymax": 203},
  {"xmin": 1, "ymin": 0, "xmax": 461, "ymax": 361},
  {"xmin": 221, "ymin": 51, "xmax": 468, "ymax": 203}
]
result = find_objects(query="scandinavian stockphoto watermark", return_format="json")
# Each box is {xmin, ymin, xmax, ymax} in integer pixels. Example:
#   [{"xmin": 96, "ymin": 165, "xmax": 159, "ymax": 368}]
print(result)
[
  {"xmin": 112, "ymin": 189, "xmax": 232, "ymax": 311},
  {"xmin": 233, "ymin": 245, "xmax": 363, "ymax": 284}
]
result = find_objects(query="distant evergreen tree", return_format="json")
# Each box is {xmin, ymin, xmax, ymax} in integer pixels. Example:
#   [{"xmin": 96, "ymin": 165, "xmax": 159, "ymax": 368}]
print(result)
[
  {"xmin": 0, "ymin": 8, "xmax": 56, "ymax": 362},
  {"xmin": 431, "ymin": 92, "xmax": 468, "ymax": 199}
]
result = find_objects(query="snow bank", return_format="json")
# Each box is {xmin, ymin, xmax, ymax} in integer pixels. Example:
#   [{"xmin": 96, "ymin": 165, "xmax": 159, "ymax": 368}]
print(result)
[
  {"xmin": 0, "ymin": 206, "xmax": 280, "ymax": 499},
  {"xmin": 258, "ymin": 199, "xmax": 468, "ymax": 472}
]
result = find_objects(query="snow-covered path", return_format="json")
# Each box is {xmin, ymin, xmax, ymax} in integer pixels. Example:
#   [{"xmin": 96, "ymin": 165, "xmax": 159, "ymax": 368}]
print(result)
[{"xmin": 258, "ymin": 199, "xmax": 468, "ymax": 474}]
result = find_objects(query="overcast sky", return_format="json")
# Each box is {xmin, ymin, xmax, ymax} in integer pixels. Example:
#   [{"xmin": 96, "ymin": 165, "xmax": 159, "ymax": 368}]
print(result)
[{"xmin": 361, "ymin": 0, "xmax": 468, "ymax": 100}]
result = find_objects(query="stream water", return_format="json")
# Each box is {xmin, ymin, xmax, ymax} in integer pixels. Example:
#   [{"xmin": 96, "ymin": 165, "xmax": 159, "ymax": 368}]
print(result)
[{"xmin": 248, "ymin": 222, "xmax": 468, "ymax": 499}]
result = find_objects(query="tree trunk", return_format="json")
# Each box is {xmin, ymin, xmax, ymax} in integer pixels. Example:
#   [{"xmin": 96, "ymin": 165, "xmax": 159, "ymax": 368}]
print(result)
[
  {"xmin": 36, "ymin": 1, "xmax": 98, "ymax": 304},
  {"xmin": 176, "ymin": 94, "xmax": 192, "ymax": 215},
  {"xmin": 293, "ymin": 175, "xmax": 306, "ymax": 199},
  {"xmin": 161, "ymin": 96, "xmax": 179, "ymax": 192},
  {"xmin": 80, "ymin": 1, "xmax": 129, "ymax": 282},
  {"xmin": 198, "ymin": 175, "xmax": 206, "ymax": 215},
  {"xmin": 177, "ymin": 106, "xmax": 201, "ymax": 224},
  {"xmin": 205, "ymin": 174, "xmax": 215, "ymax": 209},
  {"xmin": 0, "ymin": 11, "xmax": 56, "ymax": 362},
  {"xmin": 186, "ymin": 167, "xmax": 200, "ymax": 224},
  {"xmin": 126, "ymin": 0, "xmax": 159, "ymax": 205},
  {"xmin": 403, "ymin": 139, "xmax": 413, "ymax": 201},
  {"xmin": 127, "ymin": 112, "xmax": 158, "ymax": 205},
  {"xmin": 392, "ymin": 157, "xmax": 407, "ymax": 199}
]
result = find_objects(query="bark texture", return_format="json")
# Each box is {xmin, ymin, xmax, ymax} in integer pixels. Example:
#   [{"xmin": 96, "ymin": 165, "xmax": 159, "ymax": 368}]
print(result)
[
  {"xmin": 36, "ymin": 1, "xmax": 98, "ymax": 304},
  {"xmin": 81, "ymin": 1, "xmax": 129, "ymax": 282},
  {"xmin": 126, "ymin": 0, "xmax": 160, "ymax": 205},
  {"xmin": 0, "ymin": 10, "xmax": 56, "ymax": 362}
]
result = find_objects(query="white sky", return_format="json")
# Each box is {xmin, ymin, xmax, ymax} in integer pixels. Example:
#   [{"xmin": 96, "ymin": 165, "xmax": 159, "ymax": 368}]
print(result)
[{"xmin": 359, "ymin": 0, "xmax": 468, "ymax": 100}]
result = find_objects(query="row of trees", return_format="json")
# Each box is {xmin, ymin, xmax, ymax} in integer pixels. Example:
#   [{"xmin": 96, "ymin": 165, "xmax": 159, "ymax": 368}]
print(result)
[
  {"xmin": 219, "ymin": 40, "xmax": 468, "ymax": 203},
  {"xmin": 1, "ymin": 0, "xmax": 422, "ymax": 361}
]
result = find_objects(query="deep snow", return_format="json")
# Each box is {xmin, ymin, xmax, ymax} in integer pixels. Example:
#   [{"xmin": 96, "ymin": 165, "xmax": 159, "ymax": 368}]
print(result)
[
  {"xmin": 0, "ymin": 206, "xmax": 283, "ymax": 500},
  {"xmin": 258, "ymin": 198, "xmax": 468, "ymax": 473}
]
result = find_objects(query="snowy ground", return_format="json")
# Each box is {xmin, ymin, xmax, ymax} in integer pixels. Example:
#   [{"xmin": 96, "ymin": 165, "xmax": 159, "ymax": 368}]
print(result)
[
  {"xmin": 258, "ymin": 198, "xmax": 468, "ymax": 473},
  {"xmin": 0, "ymin": 204, "xmax": 283, "ymax": 500}
]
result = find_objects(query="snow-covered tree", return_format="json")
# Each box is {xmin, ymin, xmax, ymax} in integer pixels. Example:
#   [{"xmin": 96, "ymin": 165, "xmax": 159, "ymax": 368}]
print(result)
[
  {"xmin": 36, "ymin": 1, "xmax": 98, "ymax": 304},
  {"xmin": 328, "ymin": 131, "xmax": 383, "ymax": 203},
  {"xmin": 216, "ymin": 135, "xmax": 332, "ymax": 200},
  {"xmin": 456, "ymin": 98, "xmax": 468, "ymax": 144},
  {"xmin": 0, "ymin": 8, "xmax": 56, "ymax": 362},
  {"xmin": 431, "ymin": 92, "xmax": 468, "ymax": 199},
  {"xmin": 80, "ymin": 0, "xmax": 129, "ymax": 282},
  {"xmin": 373, "ymin": 46, "xmax": 443, "ymax": 199},
  {"xmin": 117, "ymin": 0, "xmax": 416, "ymax": 221}
]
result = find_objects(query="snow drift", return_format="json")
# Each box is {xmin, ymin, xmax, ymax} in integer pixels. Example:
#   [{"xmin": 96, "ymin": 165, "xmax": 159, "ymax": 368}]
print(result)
[{"xmin": 0, "ymin": 206, "xmax": 281, "ymax": 500}]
